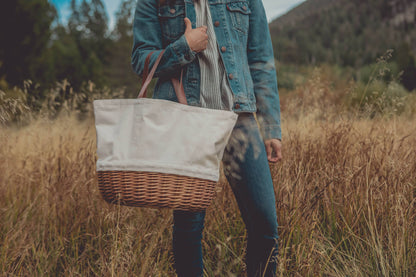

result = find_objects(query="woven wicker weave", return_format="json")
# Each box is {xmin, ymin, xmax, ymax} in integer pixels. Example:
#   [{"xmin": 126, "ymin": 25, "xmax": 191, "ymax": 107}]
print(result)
[
  {"xmin": 94, "ymin": 51, "xmax": 231, "ymax": 211},
  {"xmin": 97, "ymin": 171, "xmax": 217, "ymax": 211}
]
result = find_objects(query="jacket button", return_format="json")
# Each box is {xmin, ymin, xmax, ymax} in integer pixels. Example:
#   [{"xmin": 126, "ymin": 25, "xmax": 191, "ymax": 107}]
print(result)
[
  {"xmin": 170, "ymin": 8, "xmax": 176, "ymax": 14},
  {"xmin": 235, "ymin": 103, "xmax": 240, "ymax": 109},
  {"xmin": 214, "ymin": 21, "xmax": 220, "ymax": 27},
  {"xmin": 228, "ymin": 73, "xmax": 234, "ymax": 80},
  {"xmin": 221, "ymin": 46, "xmax": 226, "ymax": 52}
]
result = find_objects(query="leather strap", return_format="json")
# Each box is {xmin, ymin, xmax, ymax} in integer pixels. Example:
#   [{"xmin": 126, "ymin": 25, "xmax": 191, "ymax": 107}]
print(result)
[
  {"xmin": 171, "ymin": 70, "xmax": 187, "ymax": 104},
  {"xmin": 141, "ymin": 50, "xmax": 156, "ymax": 97},
  {"xmin": 138, "ymin": 51, "xmax": 165, "ymax": 99},
  {"xmin": 138, "ymin": 50, "xmax": 187, "ymax": 105}
]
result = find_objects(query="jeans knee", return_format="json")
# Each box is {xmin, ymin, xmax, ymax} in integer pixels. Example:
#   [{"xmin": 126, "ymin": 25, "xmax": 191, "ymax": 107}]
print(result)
[
  {"xmin": 173, "ymin": 210, "xmax": 206, "ymax": 234},
  {"xmin": 248, "ymin": 213, "xmax": 278, "ymax": 239}
]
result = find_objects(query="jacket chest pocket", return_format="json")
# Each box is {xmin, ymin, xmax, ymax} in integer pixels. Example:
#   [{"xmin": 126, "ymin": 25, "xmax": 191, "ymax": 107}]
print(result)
[
  {"xmin": 226, "ymin": 1, "xmax": 251, "ymax": 35},
  {"xmin": 158, "ymin": 4, "xmax": 186, "ymax": 42}
]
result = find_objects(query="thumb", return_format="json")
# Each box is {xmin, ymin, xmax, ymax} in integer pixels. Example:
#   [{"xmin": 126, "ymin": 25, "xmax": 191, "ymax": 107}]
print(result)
[
  {"xmin": 184, "ymin": 17, "xmax": 193, "ymax": 32},
  {"xmin": 265, "ymin": 142, "xmax": 273, "ymax": 161}
]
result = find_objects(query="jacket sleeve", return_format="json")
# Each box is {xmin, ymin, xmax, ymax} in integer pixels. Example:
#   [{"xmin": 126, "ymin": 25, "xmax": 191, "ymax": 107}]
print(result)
[
  {"xmin": 131, "ymin": 0, "xmax": 197, "ymax": 77},
  {"xmin": 247, "ymin": 0, "xmax": 282, "ymax": 141}
]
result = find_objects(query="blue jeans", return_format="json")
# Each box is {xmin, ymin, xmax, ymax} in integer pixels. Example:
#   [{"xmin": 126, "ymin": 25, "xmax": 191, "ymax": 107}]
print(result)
[{"xmin": 173, "ymin": 113, "xmax": 279, "ymax": 276}]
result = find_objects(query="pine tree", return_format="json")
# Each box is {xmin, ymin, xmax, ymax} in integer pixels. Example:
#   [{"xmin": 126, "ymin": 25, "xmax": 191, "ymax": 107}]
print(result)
[
  {"xmin": 0, "ymin": 0, "xmax": 56, "ymax": 87},
  {"xmin": 106, "ymin": 0, "xmax": 139, "ymax": 94},
  {"xmin": 61, "ymin": 0, "xmax": 110, "ymax": 88}
]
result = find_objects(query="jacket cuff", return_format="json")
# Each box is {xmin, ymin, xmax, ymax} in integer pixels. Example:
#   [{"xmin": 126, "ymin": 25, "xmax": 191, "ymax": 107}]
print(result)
[
  {"xmin": 259, "ymin": 124, "xmax": 282, "ymax": 141},
  {"xmin": 169, "ymin": 34, "xmax": 197, "ymax": 64}
]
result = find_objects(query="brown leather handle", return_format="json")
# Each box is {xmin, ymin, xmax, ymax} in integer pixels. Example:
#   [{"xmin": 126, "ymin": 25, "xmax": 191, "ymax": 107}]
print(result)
[
  {"xmin": 141, "ymin": 50, "xmax": 156, "ymax": 97},
  {"xmin": 138, "ymin": 50, "xmax": 187, "ymax": 105},
  {"xmin": 171, "ymin": 70, "xmax": 187, "ymax": 104}
]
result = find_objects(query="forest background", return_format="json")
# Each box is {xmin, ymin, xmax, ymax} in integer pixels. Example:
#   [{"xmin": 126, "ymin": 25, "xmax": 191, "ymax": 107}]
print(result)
[{"xmin": 1, "ymin": 0, "xmax": 415, "ymax": 119}]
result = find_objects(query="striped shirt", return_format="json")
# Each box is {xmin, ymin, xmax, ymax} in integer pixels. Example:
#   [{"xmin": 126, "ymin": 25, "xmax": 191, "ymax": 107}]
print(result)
[{"xmin": 194, "ymin": 0, "xmax": 234, "ymax": 111}]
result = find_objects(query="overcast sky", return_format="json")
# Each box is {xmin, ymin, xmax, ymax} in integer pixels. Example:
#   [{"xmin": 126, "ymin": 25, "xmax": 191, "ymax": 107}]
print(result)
[
  {"xmin": 263, "ymin": 0, "xmax": 305, "ymax": 22},
  {"xmin": 51, "ymin": 0, "xmax": 306, "ymax": 27}
]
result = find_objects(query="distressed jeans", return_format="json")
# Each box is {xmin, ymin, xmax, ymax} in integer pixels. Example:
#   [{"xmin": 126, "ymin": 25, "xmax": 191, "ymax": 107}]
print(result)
[{"xmin": 173, "ymin": 113, "xmax": 279, "ymax": 277}]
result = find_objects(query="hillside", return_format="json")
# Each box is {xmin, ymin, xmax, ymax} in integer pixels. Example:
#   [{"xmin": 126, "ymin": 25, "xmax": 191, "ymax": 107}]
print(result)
[{"xmin": 269, "ymin": 0, "xmax": 416, "ymax": 66}]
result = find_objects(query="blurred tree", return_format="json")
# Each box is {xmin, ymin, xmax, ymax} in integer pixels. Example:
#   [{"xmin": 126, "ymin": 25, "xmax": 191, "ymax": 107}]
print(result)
[
  {"xmin": 0, "ymin": 0, "xmax": 56, "ymax": 87},
  {"xmin": 269, "ymin": 0, "xmax": 416, "ymax": 90},
  {"xmin": 61, "ymin": 0, "xmax": 111, "ymax": 89},
  {"xmin": 48, "ymin": 25, "xmax": 86, "ymax": 89},
  {"xmin": 396, "ymin": 42, "xmax": 416, "ymax": 91},
  {"xmin": 106, "ymin": 0, "xmax": 140, "ymax": 96},
  {"xmin": 113, "ymin": 0, "xmax": 135, "ymax": 40}
]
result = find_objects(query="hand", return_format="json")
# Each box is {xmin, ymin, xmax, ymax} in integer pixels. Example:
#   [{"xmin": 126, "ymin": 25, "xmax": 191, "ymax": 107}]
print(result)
[
  {"xmin": 264, "ymin": 139, "xmax": 282, "ymax": 163},
  {"xmin": 184, "ymin": 17, "xmax": 208, "ymax": 53}
]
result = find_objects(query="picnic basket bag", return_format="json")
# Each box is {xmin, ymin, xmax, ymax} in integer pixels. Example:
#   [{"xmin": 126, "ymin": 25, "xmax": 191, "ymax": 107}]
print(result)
[{"xmin": 93, "ymin": 50, "xmax": 238, "ymax": 211}]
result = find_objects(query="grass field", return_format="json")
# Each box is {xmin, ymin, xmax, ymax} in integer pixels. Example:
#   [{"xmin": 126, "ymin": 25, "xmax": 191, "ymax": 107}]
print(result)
[{"xmin": 1, "ymin": 71, "xmax": 416, "ymax": 276}]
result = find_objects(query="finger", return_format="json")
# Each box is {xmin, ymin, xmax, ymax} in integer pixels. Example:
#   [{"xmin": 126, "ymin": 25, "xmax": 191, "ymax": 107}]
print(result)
[
  {"xmin": 277, "ymin": 150, "xmax": 282, "ymax": 161},
  {"xmin": 184, "ymin": 17, "xmax": 193, "ymax": 32},
  {"xmin": 273, "ymin": 146, "xmax": 282, "ymax": 162},
  {"xmin": 265, "ymin": 142, "xmax": 273, "ymax": 162},
  {"xmin": 266, "ymin": 141, "xmax": 278, "ymax": 163},
  {"xmin": 269, "ymin": 152, "xmax": 279, "ymax": 163},
  {"xmin": 197, "ymin": 26, "xmax": 208, "ymax": 34},
  {"xmin": 272, "ymin": 141, "xmax": 282, "ymax": 162}
]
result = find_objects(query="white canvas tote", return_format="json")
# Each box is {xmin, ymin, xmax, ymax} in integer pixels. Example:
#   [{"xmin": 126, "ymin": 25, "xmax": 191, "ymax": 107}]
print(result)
[{"xmin": 93, "ymin": 50, "xmax": 238, "ymax": 210}]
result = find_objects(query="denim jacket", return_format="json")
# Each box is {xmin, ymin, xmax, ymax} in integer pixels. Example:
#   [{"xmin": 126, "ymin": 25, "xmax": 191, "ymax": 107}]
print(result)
[{"xmin": 131, "ymin": 0, "xmax": 282, "ymax": 140}]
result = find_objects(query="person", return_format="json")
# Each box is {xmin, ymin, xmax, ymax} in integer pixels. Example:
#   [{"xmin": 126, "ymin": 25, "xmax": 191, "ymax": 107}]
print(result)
[{"xmin": 131, "ymin": 0, "xmax": 282, "ymax": 275}]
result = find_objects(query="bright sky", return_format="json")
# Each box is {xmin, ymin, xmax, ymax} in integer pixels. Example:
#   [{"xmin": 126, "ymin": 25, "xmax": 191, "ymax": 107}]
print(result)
[{"xmin": 50, "ymin": 0, "xmax": 306, "ymax": 26}]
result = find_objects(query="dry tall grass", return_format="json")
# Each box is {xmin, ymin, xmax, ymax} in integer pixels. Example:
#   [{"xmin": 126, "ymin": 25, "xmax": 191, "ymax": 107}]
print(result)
[{"xmin": 1, "ymin": 72, "xmax": 416, "ymax": 276}]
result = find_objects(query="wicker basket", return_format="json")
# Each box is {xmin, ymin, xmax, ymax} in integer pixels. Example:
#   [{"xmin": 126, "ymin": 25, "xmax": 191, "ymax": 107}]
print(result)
[
  {"xmin": 94, "ymin": 51, "xmax": 237, "ymax": 211},
  {"xmin": 97, "ymin": 171, "xmax": 217, "ymax": 211}
]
